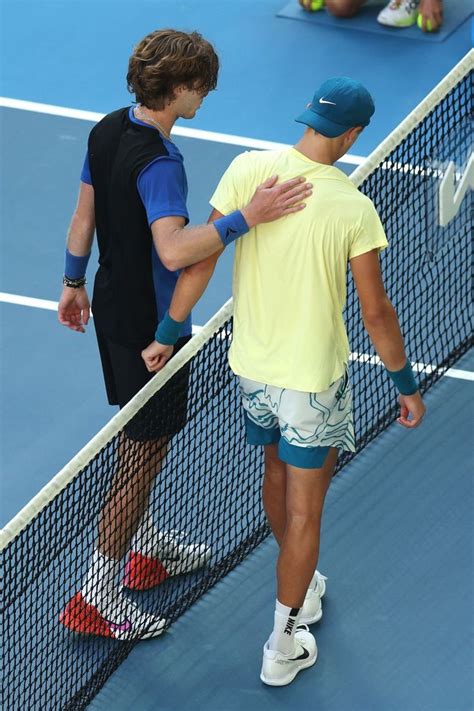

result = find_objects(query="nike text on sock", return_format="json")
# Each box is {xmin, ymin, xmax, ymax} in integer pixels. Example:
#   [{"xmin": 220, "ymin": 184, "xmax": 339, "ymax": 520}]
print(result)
[{"xmin": 268, "ymin": 600, "xmax": 302, "ymax": 655}]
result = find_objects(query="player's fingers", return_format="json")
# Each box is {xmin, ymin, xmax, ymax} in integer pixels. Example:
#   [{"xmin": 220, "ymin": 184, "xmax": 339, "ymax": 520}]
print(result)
[
  {"xmin": 282, "ymin": 190, "xmax": 313, "ymax": 209},
  {"xmin": 397, "ymin": 413, "xmax": 423, "ymax": 428},
  {"xmin": 282, "ymin": 203, "xmax": 307, "ymax": 214},
  {"xmin": 399, "ymin": 404, "xmax": 409, "ymax": 419},
  {"xmin": 280, "ymin": 183, "xmax": 313, "ymax": 204},
  {"xmin": 275, "ymin": 177, "xmax": 308, "ymax": 195},
  {"xmin": 82, "ymin": 307, "xmax": 90, "ymax": 325},
  {"xmin": 258, "ymin": 175, "xmax": 278, "ymax": 189},
  {"xmin": 397, "ymin": 416, "xmax": 413, "ymax": 428}
]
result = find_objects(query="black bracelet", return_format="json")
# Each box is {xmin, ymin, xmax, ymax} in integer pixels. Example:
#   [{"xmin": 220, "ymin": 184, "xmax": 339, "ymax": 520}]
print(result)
[{"xmin": 63, "ymin": 275, "xmax": 87, "ymax": 289}]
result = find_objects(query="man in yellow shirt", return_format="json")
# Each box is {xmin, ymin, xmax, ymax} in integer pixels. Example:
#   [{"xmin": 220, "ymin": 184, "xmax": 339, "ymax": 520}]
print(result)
[{"xmin": 144, "ymin": 76, "xmax": 426, "ymax": 685}]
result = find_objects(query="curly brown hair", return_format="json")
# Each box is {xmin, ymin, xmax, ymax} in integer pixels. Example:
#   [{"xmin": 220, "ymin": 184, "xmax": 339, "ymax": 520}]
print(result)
[{"xmin": 127, "ymin": 29, "xmax": 219, "ymax": 110}]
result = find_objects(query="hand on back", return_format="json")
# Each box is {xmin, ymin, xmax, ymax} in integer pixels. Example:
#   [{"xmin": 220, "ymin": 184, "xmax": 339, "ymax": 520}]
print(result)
[{"xmin": 242, "ymin": 175, "xmax": 313, "ymax": 227}]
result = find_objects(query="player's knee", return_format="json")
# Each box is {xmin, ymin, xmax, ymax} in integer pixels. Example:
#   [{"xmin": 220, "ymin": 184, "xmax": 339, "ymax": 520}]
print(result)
[
  {"xmin": 286, "ymin": 510, "xmax": 320, "ymax": 532},
  {"xmin": 325, "ymin": 0, "xmax": 360, "ymax": 17}
]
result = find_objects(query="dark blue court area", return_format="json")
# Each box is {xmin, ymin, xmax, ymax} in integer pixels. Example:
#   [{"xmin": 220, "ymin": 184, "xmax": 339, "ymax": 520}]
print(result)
[{"xmin": 1, "ymin": 1, "xmax": 473, "ymax": 710}]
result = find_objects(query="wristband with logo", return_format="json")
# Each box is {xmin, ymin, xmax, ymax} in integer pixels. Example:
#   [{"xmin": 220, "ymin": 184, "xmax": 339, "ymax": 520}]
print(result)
[
  {"xmin": 387, "ymin": 359, "xmax": 418, "ymax": 396},
  {"xmin": 213, "ymin": 210, "xmax": 249, "ymax": 247}
]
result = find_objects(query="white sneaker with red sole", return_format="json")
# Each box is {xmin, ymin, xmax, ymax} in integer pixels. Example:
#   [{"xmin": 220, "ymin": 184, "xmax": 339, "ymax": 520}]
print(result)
[
  {"xmin": 60, "ymin": 592, "xmax": 166, "ymax": 640},
  {"xmin": 123, "ymin": 530, "xmax": 212, "ymax": 591}
]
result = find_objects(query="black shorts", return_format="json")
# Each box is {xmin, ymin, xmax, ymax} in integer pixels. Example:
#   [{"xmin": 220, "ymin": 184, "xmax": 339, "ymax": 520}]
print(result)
[{"xmin": 95, "ymin": 328, "xmax": 192, "ymax": 442}]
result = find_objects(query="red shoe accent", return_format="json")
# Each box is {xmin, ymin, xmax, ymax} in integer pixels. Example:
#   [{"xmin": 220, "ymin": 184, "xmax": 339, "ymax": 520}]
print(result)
[
  {"xmin": 123, "ymin": 552, "xmax": 170, "ymax": 590},
  {"xmin": 59, "ymin": 592, "xmax": 115, "ymax": 638}
]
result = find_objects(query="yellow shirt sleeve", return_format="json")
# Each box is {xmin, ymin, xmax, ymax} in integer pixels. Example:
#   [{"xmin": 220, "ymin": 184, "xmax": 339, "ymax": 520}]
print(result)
[
  {"xmin": 209, "ymin": 152, "xmax": 250, "ymax": 215},
  {"xmin": 349, "ymin": 199, "xmax": 389, "ymax": 259}
]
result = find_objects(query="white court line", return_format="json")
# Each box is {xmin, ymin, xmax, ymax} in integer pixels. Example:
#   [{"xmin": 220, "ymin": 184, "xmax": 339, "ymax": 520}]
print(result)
[
  {"xmin": 1, "ymin": 291, "xmax": 472, "ymax": 381},
  {"xmin": 0, "ymin": 96, "xmax": 366, "ymax": 166},
  {"xmin": 0, "ymin": 292, "xmax": 58, "ymax": 311}
]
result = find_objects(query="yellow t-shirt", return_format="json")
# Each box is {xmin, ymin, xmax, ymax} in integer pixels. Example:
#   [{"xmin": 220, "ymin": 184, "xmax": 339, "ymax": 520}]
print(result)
[{"xmin": 210, "ymin": 148, "xmax": 388, "ymax": 392}]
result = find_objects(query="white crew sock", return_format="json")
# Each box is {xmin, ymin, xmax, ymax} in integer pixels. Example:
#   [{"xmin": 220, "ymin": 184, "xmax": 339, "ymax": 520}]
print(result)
[
  {"xmin": 81, "ymin": 550, "xmax": 122, "ymax": 617},
  {"xmin": 131, "ymin": 512, "xmax": 161, "ymax": 557},
  {"xmin": 268, "ymin": 599, "xmax": 302, "ymax": 655}
]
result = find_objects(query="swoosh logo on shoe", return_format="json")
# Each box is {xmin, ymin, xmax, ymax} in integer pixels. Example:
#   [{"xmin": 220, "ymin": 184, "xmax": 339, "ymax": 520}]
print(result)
[
  {"xmin": 105, "ymin": 618, "xmax": 133, "ymax": 632},
  {"xmin": 289, "ymin": 648, "xmax": 310, "ymax": 661},
  {"xmin": 319, "ymin": 98, "xmax": 337, "ymax": 105}
]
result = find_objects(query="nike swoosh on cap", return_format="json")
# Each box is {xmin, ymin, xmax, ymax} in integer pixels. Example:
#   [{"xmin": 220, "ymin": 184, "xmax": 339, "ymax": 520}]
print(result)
[{"xmin": 319, "ymin": 98, "xmax": 337, "ymax": 105}]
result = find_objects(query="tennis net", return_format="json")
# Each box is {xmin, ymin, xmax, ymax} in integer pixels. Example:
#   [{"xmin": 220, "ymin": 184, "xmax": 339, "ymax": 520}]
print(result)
[{"xmin": 1, "ymin": 50, "xmax": 472, "ymax": 710}]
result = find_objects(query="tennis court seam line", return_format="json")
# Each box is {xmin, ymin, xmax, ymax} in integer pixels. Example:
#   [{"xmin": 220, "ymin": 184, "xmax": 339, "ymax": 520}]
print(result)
[
  {"xmin": 1, "ymin": 291, "xmax": 472, "ymax": 381},
  {"xmin": 0, "ymin": 96, "xmax": 367, "ymax": 166}
]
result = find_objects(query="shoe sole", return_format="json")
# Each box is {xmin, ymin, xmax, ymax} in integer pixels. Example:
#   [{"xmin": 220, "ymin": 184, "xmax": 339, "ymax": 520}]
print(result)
[
  {"xmin": 260, "ymin": 648, "xmax": 318, "ymax": 686},
  {"xmin": 61, "ymin": 622, "xmax": 167, "ymax": 641}
]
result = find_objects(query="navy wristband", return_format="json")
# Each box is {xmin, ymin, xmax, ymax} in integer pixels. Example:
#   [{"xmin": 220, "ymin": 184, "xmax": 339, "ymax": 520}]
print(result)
[
  {"xmin": 65, "ymin": 249, "xmax": 91, "ymax": 279},
  {"xmin": 387, "ymin": 359, "xmax": 418, "ymax": 396},
  {"xmin": 213, "ymin": 210, "xmax": 249, "ymax": 247},
  {"xmin": 155, "ymin": 311, "xmax": 185, "ymax": 346}
]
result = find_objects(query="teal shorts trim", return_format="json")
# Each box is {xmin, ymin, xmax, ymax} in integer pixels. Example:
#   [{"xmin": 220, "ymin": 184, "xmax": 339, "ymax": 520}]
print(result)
[{"xmin": 243, "ymin": 413, "xmax": 330, "ymax": 469}]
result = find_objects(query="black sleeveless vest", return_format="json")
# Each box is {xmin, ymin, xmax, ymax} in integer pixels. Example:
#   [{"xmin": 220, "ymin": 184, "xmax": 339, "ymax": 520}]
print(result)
[{"xmin": 88, "ymin": 108, "xmax": 169, "ymax": 347}]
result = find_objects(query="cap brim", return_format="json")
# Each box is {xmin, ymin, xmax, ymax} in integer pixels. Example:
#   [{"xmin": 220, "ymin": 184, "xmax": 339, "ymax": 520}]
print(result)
[{"xmin": 295, "ymin": 108, "xmax": 349, "ymax": 138}]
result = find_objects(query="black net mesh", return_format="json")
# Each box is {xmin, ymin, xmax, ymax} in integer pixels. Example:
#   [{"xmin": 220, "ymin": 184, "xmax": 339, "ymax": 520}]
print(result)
[{"xmin": 1, "ymin": 69, "xmax": 472, "ymax": 710}]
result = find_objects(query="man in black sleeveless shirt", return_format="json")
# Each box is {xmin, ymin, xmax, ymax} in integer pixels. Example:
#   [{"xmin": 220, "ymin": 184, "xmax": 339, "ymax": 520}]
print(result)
[{"xmin": 58, "ymin": 29, "xmax": 312, "ymax": 640}]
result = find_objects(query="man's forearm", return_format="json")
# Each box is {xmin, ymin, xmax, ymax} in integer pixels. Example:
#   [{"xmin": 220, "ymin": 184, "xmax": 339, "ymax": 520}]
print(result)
[
  {"xmin": 67, "ymin": 211, "xmax": 95, "ymax": 256},
  {"xmin": 168, "ymin": 253, "xmax": 221, "ymax": 323},
  {"xmin": 363, "ymin": 300, "xmax": 408, "ymax": 372},
  {"xmin": 159, "ymin": 223, "xmax": 224, "ymax": 272}
]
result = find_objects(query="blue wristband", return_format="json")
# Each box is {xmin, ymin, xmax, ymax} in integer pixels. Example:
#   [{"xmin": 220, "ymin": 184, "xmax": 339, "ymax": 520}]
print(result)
[
  {"xmin": 213, "ymin": 210, "xmax": 249, "ymax": 247},
  {"xmin": 65, "ymin": 249, "xmax": 91, "ymax": 279},
  {"xmin": 155, "ymin": 311, "xmax": 185, "ymax": 346},
  {"xmin": 387, "ymin": 359, "xmax": 418, "ymax": 396}
]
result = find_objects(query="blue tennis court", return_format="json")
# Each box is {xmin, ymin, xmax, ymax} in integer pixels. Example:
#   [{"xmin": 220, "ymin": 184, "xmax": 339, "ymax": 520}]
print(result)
[{"xmin": 1, "ymin": 1, "xmax": 473, "ymax": 709}]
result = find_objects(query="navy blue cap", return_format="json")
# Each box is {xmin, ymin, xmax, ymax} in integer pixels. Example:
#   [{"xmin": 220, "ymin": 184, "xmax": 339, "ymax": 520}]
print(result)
[{"xmin": 295, "ymin": 76, "xmax": 375, "ymax": 138}]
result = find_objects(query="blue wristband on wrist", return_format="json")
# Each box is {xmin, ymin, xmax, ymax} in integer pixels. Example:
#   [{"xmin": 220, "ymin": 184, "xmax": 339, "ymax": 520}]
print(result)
[
  {"xmin": 155, "ymin": 311, "xmax": 185, "ymax": 346},
  {"xmin": 387, "ymin": 359, "xmax": 418, "ymax": 396},
  {"xmin": 65, "ymin": 249, "xmax": 91, "ymax": 279},
  {"xmin": 213, "ymin": 210, "xmax": 249, "ymax": 247}
]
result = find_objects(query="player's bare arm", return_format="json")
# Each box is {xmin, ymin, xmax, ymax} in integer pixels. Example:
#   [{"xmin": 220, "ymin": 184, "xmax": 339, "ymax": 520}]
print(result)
[
  {"xmin": 152, "ymin": 176, "xmax": 312, "ymax": 271},
  {"xmin": 143, "ymin": 209, "xmax": 225, "ymax": 372},
  {"xmin": 350, "ymin": 248, "xmax": 426, "ymax": 428},
  {"xmin": 58, "ymin": 182, "xmax": 95, "ymax": 333}
]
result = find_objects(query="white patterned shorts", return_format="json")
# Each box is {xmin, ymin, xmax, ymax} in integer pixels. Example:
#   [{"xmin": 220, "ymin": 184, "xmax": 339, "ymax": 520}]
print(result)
[{"xmin": 239, "ymin": 371, "xmax": 355, "ymax": 469}]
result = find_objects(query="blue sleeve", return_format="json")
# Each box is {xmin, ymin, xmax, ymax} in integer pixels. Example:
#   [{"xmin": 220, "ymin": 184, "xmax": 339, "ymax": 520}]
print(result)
[
  {"xmin": 81, "ymin": 151, "xmax": 92, "ymax": 185},
  {"xmin": 137, "ymin": 156, "xmax": 189, "ymax": 226}
]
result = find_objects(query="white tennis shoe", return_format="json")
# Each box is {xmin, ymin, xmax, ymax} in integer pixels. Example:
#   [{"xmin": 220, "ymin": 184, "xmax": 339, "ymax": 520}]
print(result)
[
  {"xmin": 260, "ymin": 625, "xmax": 317, "ymax": 686},
  {"xmin": 300, "ymin": 570, "xmax": 327, "ymax": 624},
  {"xmin": 377, "ymin": 0, "xmax": 419, "ymax": 26}
]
